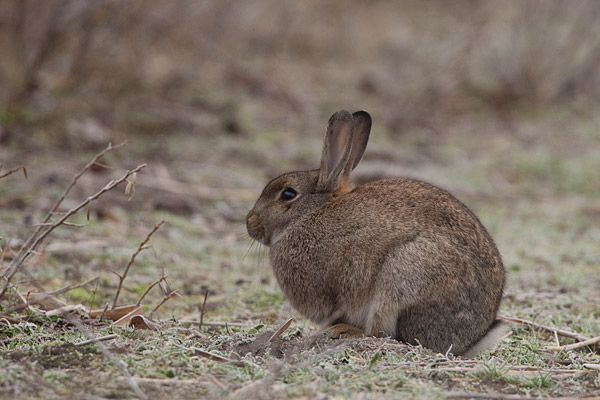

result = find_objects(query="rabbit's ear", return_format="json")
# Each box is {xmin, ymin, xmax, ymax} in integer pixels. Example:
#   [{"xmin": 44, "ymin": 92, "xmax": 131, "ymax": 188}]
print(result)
[
  {"xmin": 344, "ymin": 110, "xmax": 372, "ymax": 175},
  {"xmin": 317, "ymin": 109, "xmax": 355, "ymax": 191}
]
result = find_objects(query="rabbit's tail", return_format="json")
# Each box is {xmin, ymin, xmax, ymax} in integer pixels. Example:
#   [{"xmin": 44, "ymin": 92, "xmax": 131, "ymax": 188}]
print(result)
[{"xmin": 462, "ymin": 319, "xmax": 512, "ymax": 358}]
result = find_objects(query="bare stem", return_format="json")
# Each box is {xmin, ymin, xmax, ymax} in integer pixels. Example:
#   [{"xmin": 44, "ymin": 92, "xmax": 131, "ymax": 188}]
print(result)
[
  {"xmin": 149, "ymin": 290, "xmax": 181, "ymax": 319},
  {"xmin": 544, "ymin": 335, "xmax": 600, "ymax": 352},
  {"xmin": 198, "ymin": 290, "xmax": 209, "ymax": 331},
  {"xmin": 498, "ymin": 315, "xmax": 591, "ymax": 342},
  {"xmin": 2, "ymin": 142, "xmax": 126, "ymax": 287},
  {"xmin": 111, "ymin": 220, "xmax": 165, "ymax": 310},
  {"xmin": 0, "ymin": 162, "xmax": 145, "ymax": 298},
  {"xmin": 0, "ymin": 165, "xmax": 27, "ymax": 180},
  {"xmin": 135, "ymin": 274, "xmax": 168, "ymax": 308},
  {"xmin": 4, "ymin": 276, "xmax": 99, "ymax": 314}
]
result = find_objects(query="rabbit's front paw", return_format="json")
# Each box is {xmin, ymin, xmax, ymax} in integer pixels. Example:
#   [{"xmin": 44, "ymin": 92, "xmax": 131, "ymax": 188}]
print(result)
[{"xmin": 327, "ymin": 323, "xmax": 365, "ymax": 339}]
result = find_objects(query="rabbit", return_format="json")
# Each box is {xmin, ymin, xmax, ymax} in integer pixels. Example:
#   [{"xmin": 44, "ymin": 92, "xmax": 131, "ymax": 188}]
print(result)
[{"xmin": 246, "ymin": 109, "xmax": 509, "ymax": 356}]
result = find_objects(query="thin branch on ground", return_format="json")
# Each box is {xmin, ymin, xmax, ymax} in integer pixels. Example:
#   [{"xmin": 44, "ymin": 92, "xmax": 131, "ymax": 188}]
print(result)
[
  {"xmin": 174, "ymin": 344, "xmax": 246, "ymax": 368},
  {"xmin": 444, "ymin": 392, "xmax": 592, "ymax": 400},
  {"xmin": 0, "ymin": 165, "xmax": 27, "ymax": 180},
  {"xmin": 3, "ymin": 142, "xmax": 125, "ymax": 278},
  {"xmin": 149, "ymin": 290, "xmax": 181, "ymax": 319},
  {"xmin": 498, "ymin": 315, "xmax": 591, "ymax": 342},
  {"xmin": 33, "ymin": 222, "xmax": 88, "ymax": 228},
  {"xmin": 111, "ymin": 220, "xmax": 165, "ymax": 310},
  {"xmin": 0, "ymin": 162, "xmax": 146, "ymax": 298},
  {"xmin": 175, "ymin": 320, "xmax": 252, "ymax": 328},
  {"xmin": 198, "ymin": 290, "xmax": 209, "ymax": 331},
  {"xmin": 544, "ymin": 335, "xmax": 600, "ymax": 352},
  {"xmin": 74, "ymin": 334, "xmax": 119, "ymax": 347},
  {"xmin": 4, "ymin": 276, "xmax": 99, "ymax": 314},
  {"xmin": 47, "ymin": 276, "xmax": 99, "ymax": 297},
  {"xmin": 135, "ymin": 274, "xmax": 168, "ymax": 308}
]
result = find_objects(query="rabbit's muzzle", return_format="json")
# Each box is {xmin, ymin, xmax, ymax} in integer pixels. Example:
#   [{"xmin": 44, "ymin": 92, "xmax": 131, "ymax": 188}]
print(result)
[{"xmin": 246, "ymin": 210, "xmax": 267, "ymax": 245}]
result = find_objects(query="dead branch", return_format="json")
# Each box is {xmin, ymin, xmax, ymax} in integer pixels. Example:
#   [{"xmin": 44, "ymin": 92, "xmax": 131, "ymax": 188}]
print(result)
[
  {"xmin": 544, "ymin": 335, "xmax": 600, "ymax": 352},
  {"xmin": 135, "ymin": 274, "xmax": 168, "ymax": 308},
  {"xmin": 198, "ymin": 290, "xmax": 209, "ymax": 331},
  {"xmin": 498, "ymin": 315, "xmax": 591, "ymax": 342},
  {"xmin": 110, "ymin": 220, "xmax": 165, "ymax": 310},
  {"xmin": 0, "ymin": 165, "xmax": 27, "ymax": 180},
  {"xmin": 48, "ymin": 276, "xmax": 99, "ymax": 297},
  {"xmin": 176, "ymin": 320, "xmax": 251, "ymax": 328},
  {"xmin": 149, "ymin": 290, "xmax": 181, "ymax": 319},
  {"xmin": 33, "ymin": 222, "xmax": 87, "ymax": 228},
  {"xmin": 74, "ymin": 334, "xmax": 119, "ymax": 347},
  {"xmin": 0, "ymin": 162, "xmax": 145, "ymax": 299},
  {"xmin": 174, "ymin": 345, "xmax": 246, "ymax": 368},
  {"xmin": 0, "ymin": 142, "xmax": 127, "ymax": 288},
  {"xmin": 4, "ymin": 276, "xmax": 99, "ymax": 314},
  {"xmin": 444, "ymin": 392, "xmax": 599, "ymax": 400}
]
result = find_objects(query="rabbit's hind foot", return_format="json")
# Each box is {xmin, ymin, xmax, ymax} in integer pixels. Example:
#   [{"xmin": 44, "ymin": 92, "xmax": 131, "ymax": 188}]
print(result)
[{"xmin": 327, "ymin": 323, "xmax": 365, "ymax": 339}]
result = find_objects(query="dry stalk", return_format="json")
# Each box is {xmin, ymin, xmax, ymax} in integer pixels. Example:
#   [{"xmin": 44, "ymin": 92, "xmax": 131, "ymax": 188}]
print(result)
[
  {"xmin": 544, "ymin": 335, "xmax": 600, "ymax": 352},
  {"xmin": 110, "ymin": 220, "xmax": 165, "ymax": 310},
  {"xmin": 445, "ymin": 392, "xmax": 538, "ymax": 400},
  {"xmin": 198, "ymin": 290, "xmax": 209, "ymax": 331},
  {"xmin": 175, "ymin": 320, "xmax": 251, "ymax": 328},
  {"xmin": 498, "ymin": 315, "xmax": 591, "ymax": 342},
  {"xmin": 135, "ymin": 274, "xmax": 168, "ymax": 308},
  {"xmin": 0, "ymin": 165, "xmax": 27, "ymax": 180},
  {"xmin": 0, "ymin": 162, "xmax": 146, "ymax": 298},
  {"xmin": 33, "ymin": 222, "xmax": 87, "ymax": 228},
  {"xmin": 0, "ymin": 142, "xmax": 127, "ymax": 288},
  {"xmin": 149, "ymin": 290, "xmax": 181, "ymax": 319},
  {"xmin": 74, "ymin": 334, "xmax": 118, "ymax": 347},
  {"xmin": 4, "ymin": 276, "xmax": 99, "ymax": 314},
  {"xmin": 174, "ymin": 344, "xmax": 246, "ymax": 368}
]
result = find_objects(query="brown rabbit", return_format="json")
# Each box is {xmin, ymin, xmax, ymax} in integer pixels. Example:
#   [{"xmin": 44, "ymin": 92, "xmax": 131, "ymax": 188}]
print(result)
[{"xmin": 246, "ymin": 110, "xmax": 508, "ymax": 356}]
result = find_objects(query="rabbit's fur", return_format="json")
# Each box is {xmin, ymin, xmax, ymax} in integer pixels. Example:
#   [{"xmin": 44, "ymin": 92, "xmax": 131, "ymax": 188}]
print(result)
[{"xmin": 247, "ymin": 110, "xmax": 507, "ymax": 356}]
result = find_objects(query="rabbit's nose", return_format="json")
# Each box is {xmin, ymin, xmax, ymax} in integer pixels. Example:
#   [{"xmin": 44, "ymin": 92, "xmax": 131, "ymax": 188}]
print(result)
[{"xmin": 246, "ymin": 210, "xmax": 265, "ymax": 242}]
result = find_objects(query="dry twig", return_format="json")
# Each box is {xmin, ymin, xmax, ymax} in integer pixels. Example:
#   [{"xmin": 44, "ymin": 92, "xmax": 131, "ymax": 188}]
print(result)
[
  {"xmin": 445, "ymin": 392, "xmax": 600, "ymax": 400},
  {"xmin": 135, "ymin": 274, "xmax": 168, "ymax": 308},
  {"xmin": 4, "ymin": 276, "xmax": 99, "ymax": 314},
  {"xmin": 198, "ymin": 290, "xmax": 209, "ymax": 331},
  {"xmin": 149, "ymin": 290, "xmax": 181, "ymax": 319},
  {"xmin": 0, "ymin": 141, "xmax": 141, "ymax": 299},
  {"xmin": 177, "ymin": 345, "xmax": 246, "ymax": 368},
  {"xmin": 0, "ymin": 165, "xmax": 27, "ymax": 180},
  {"xmin": 544, "ymin": 335, "xmax": 600, "ymax": 352},
  {"xmin": 110, "ymin": 220, "xmax": 164, "ymax": 310},
  {"xmin": 498, "ymin": 315, "xmax": 591, "ymax": 342},
  {"xmin": 176, "ymin": 320, "xmax": 251, "ymax": 328},
  {"xmin": 74, "ymin": 334, "xmax": 119, "ymax": 347}
]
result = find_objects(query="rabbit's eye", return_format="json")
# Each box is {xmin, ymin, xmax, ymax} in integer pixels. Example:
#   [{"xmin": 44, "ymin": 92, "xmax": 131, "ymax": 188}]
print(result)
[{"xmin": 280, "ymin": 188, "xmax": 297, "ymax": 201}]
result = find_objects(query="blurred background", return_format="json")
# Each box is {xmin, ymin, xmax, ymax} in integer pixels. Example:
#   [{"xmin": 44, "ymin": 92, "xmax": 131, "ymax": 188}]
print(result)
[{"xmin": 1, "ymin": 0, "xmax": 599, "ymax": 316}]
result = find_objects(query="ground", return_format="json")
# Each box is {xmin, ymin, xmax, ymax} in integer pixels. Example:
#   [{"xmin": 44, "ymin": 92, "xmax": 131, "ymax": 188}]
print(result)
[{"xmin": 1, "ymin": 1, "xmax": 600, "ymax": 399}]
